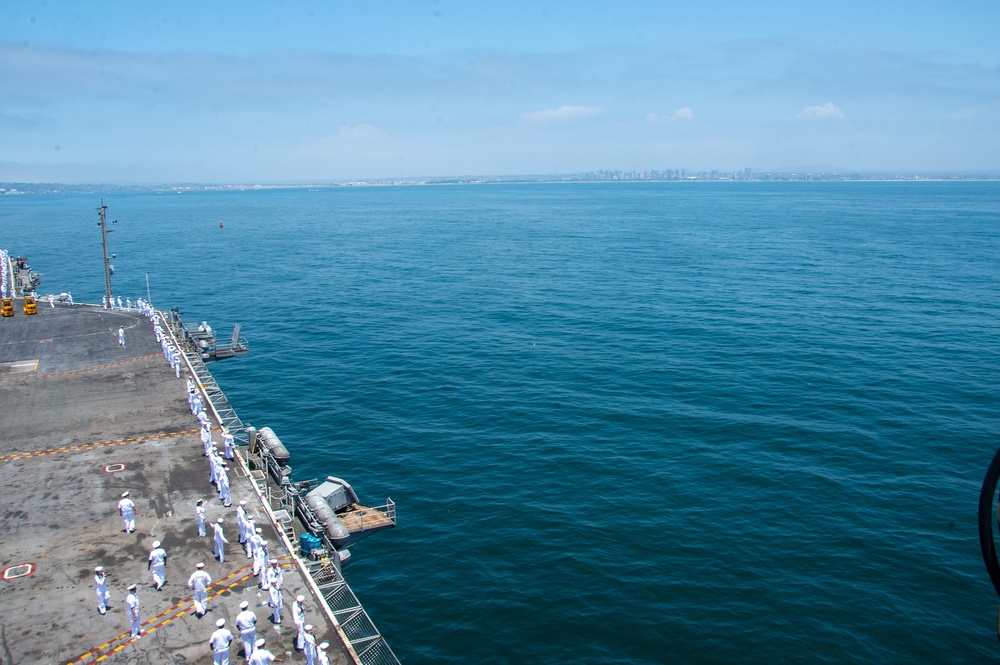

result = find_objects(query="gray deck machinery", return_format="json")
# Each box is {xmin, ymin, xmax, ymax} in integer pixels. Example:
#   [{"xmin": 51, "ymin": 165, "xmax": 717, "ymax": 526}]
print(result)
[{"xmin": 247, "ymin": 426, "xmax": 397, "ymax": 565}]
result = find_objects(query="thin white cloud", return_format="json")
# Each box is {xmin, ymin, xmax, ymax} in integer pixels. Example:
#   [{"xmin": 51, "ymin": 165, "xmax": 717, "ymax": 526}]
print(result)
[
  {"xmin": 336, "ymin": 124, "xmax": 387, "ymax": 140},
  {"xmin": 799, "ymin": 102, "xmax": 846, "ymax": 120},
  {"xmin": 645, "ymin": 107, "xmax": 695, "ymax": 122},
  {"xmin": 520, "ymin": 105, "xmax": 605, "ymax": 123},
  {"xmin": 952, "ymin": 102, "xmax": 1000, "ymax": 119}
]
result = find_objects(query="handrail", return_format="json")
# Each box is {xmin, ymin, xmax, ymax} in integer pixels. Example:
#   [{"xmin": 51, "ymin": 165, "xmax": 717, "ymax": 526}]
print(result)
[{"xmin": 157, "ymin": 311, "xmax": 398, "ymax": 665}]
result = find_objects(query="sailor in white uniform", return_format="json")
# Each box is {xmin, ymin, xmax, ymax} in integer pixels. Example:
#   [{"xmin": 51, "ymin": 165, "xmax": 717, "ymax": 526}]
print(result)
[
  {"xmin": 223, "ymin": 428, "xmax": 235, "ymax": 460},
  {"xmin": 94, "ymin": 566, "xmax": 110, "ymax": 615},
  {"xmin": 249, "ymin": 638, "xmax": 276, "ymax": 664},
  {"xmin": 196, "ymin": 498, "xmax": 207, "ymax": 536},
  {"xmin": 201, "ymin": 424, "xmax": 213, "ymax": 456},
  {"xmin": 213, "ymin": 518, "xmax": 229, "ymax": 562},
  {"xmin": 303, "ymin": 624, "xmax": 317, "ymax": 665},
  {"xmin": 187, "ymin": 562, "xmax": 212, "ymax": 616},
  {"xmin": 244, "ymin": 516, "xmax": 256, "ymax": 557},
  {"xmin": 213, "ymin": 447, "xmax": 225, "ymax": 492},
  {"xmin": 126, "ymin": 584, "xmax": 141, "ymax": 638},
  {"xmin": 293, "ymin": 595, "xmax": 307, "ymax": 650},
  {"xmin": 235, "ymin": 600, "xmax": 258, "ymax": 658},
  {"xmin": 148, "ymin": 540, "xmax": 167, "ymax": 590},
  {"xmin": 249, "ymin": 528, "xmax": 264, "ymax": 575},
  {"xmin": 209, "ymin": 617, "xmax": 234, "ymax": 665},
  {"xmin": 255, "ymin": 540, "xmax": 269, "ymax": 589},
  {"xmin": 118, "ymin": 491, "xmax": 136, "ymax": 533},
  {"xmin": 268, "ymin": 583, "xmax": 283, "ymax": 624},
  {"xmin": 219, "ymin": 464, "xmax": 232, "ymax": 507},
  {"xmin": 236, "ymin": 501, "xmax": 249, "ymax": 545},
  {"xmin": 265, "ymin": 561, "xmax": 283, "ymax": 596},
  {"xmin": 208, "ymin": 446, "xmax": 221, "ymax": 486},
  {"xmin": 118, "ymin": 326, "xmax": 125, "ymax": 347},
  {"xmin": 317, "ymin": 641, "xmax": 332, "ymax": 665}
]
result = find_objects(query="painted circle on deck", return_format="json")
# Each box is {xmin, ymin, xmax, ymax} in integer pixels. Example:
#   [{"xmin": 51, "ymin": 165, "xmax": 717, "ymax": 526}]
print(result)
[
  {"xmin": 2, "ymin": 563, "xmax": 36, "ymax": 580},
  {"xmin": 104, "ymin": 463, "xmax": 127, "ymax": 473}
]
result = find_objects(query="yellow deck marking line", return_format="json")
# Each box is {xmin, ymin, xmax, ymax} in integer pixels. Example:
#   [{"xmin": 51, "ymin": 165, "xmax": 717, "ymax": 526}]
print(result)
[
  {"xmin": 0, "ymin": 352, "xmax": 160, "ymax": 383},
  {"xmin": 0, "ymin": 429, "xmax": 199, "ymax": 464},
  {"xmin": 69, "ymin": 559, "xmax": 295, "ymax": 665}
]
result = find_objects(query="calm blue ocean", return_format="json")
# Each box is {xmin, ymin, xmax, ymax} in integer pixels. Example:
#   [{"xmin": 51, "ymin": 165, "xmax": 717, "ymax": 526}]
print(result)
[{"xmin": 3, "ymin": 182, "xmax": 999, "ymax": 663}]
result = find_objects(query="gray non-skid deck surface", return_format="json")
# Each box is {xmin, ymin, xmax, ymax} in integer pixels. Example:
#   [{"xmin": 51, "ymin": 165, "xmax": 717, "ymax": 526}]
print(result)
[{"xmin": 0, "ymin": 304, "xmax": 346, "ymax": 665}]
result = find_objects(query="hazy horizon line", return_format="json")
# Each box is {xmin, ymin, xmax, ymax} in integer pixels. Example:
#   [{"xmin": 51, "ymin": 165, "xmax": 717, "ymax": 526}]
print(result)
[{"xmin": 4, "ymin": 167, "xmax": 1000, "ymax": 192}]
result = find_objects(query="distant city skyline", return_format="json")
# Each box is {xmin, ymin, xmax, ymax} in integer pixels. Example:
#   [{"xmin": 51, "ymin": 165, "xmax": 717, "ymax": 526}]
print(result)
[
  {"xmin": 6, "ymin": 167, "xmax": 1000, "ymax": 196},
  {"xmin": 1, "ymin": 1, "xmax": 997, "ymax": 184}
]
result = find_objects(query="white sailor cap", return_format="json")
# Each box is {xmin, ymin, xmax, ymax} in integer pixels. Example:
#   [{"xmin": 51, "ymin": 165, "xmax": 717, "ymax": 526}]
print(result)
[
  {"xmin": 121, "ymin": 491, "xmax": 130, "ymax": 497},
  {"xmin": 296, "ymin": 595, "xmax": 305, "ymax": 603},
  {"xmin": 255, "ymin": 528, "xmax": 262, "ymax": 533},
  {"xmin": 196, "ymin": 562, "xmax": 205, "ymax": 568},
  {"xmin": 305, "ymin": 624, "xmax": 314, "ymax": 632},
  {"xmin": 216, "ymin": 618, "xmax": 226, "ymax": 627},
  {"xmin": 240, "ymin": 601, "xmax": 249, "ymax": 609},
  {"xmin": 319, "ymin": 642, "xmax": 329, "ymax": 651},
  {"xmin": 217, "ymin": 518, "xmax": 224, "ymax": 523},
  {"xmin": 127, "ymin": 583, "xmax": 137, "ymax": 590},
  {"xmin": 255, "ymin": 638, "xmax": 266, "ymax": 647},
  {"xmin": 260, "ymin": 540, "xmax": 268, "ymax": 546},
  {"xmin": 151, "ymin": 540, "xmax": 160, "ymax": 548},
  {"xmin": 239, "ymin": 500, "xmax": 246, "ymax": 506},
  {"xmin": 94, "ymin": 566, "xmax": 104, "ymax": 572}
]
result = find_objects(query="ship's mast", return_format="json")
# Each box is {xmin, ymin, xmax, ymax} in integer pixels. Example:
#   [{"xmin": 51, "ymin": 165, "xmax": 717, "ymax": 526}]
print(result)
[{"xmin": 97, "ymin": 200, "xmax": 115, "ymax": 301}]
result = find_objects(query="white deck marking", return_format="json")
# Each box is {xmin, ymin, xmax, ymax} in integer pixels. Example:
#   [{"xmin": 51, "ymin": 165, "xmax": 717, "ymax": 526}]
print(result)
[{"xmin": 1, "ymin": 359, "xmax": 39, "ymax": 374}]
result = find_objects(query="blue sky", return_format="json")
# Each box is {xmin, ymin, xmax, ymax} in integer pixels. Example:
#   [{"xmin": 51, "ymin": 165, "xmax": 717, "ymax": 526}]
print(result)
[{"xmin": 1, "ymin": 1, "xmax": 998, "ymax": 183}]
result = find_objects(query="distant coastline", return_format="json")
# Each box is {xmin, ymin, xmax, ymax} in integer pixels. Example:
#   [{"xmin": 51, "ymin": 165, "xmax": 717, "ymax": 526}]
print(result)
[{"xmin": 3, "ymin": 169, "xmax": 999, "ymax": 195}]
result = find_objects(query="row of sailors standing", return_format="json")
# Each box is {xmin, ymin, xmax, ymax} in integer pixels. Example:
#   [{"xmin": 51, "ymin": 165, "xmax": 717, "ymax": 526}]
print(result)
[
  {"xmin": 208, "ymin": 609, "xmax": 331, "ymax": 665},
  {"xmin": 205, "ymin": 438, "xmax": 234, "ymax": 507},
  {"xmin": 155, "ymin": 319, "xmax": 183, "ymax": 378},
  {"xmin": 190, "ymin": 371, "xmax": 323, "ymax": 662},
  {"xmin": 0, "ymin": 249, "xmax": 9, "ymax": 298},
  {"xmin": 210, "ymin": 612, "xmax": 331, "ymax": 665},
  {"xmin": 100, "ymin": 295, "xmax": 153, "ymax": 314},
  {"xmin": 100, "ymin": 322, "xmax": 332, "ymax": 664}
]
